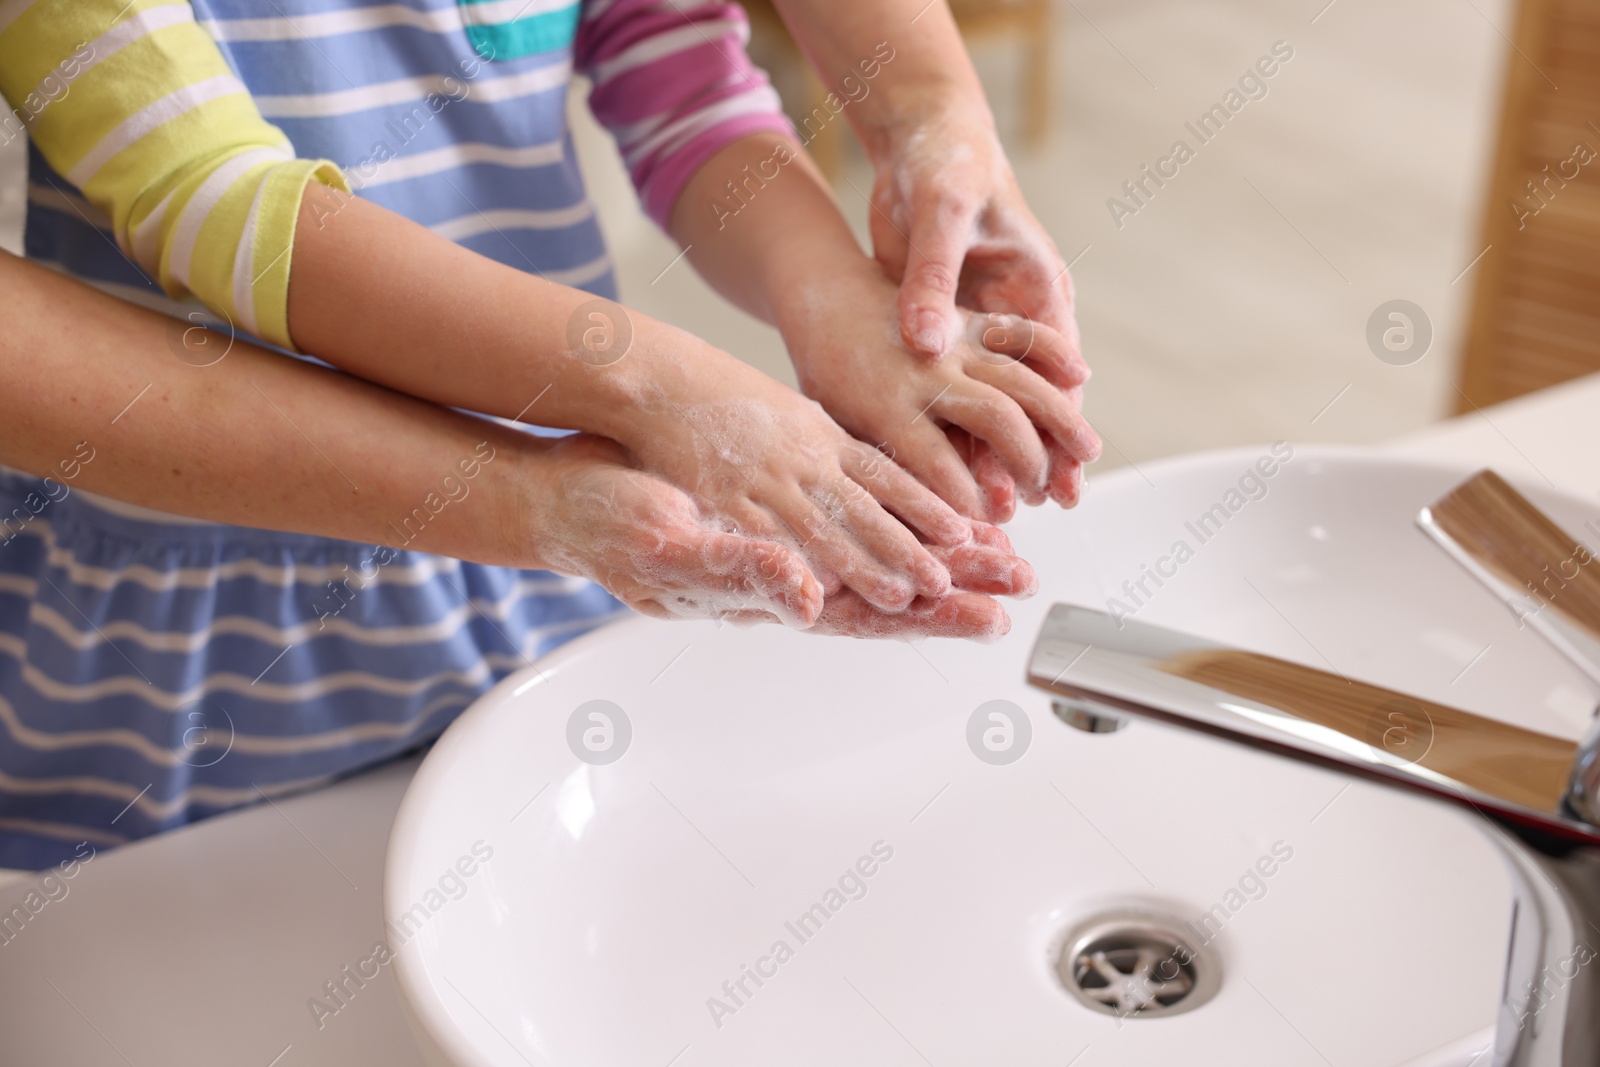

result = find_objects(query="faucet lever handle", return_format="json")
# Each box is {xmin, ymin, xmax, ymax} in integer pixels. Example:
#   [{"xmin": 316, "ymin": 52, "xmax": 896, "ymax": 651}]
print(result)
[
  {"xmin": 1418, "ymin": 468, "xmax": 1600, "ymax": 685},
  {"xmin": 1027, "ymin": 604, "xmax": 1600, "ymax": 843}
]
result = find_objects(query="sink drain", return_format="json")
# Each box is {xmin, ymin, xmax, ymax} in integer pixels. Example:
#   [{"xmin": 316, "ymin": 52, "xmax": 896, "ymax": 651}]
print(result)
[{"xmin": 1053, "ymin": 911, "xmax": 1220, "ymax": 1018}]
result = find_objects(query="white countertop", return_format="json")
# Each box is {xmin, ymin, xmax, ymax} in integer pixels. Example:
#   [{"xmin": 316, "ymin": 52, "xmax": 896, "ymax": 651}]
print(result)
[
  {"xmin": 2, "ymin": 374, "xmax": 1596, "ymax": 1066},
  {"xmin": 1384, "ymin": 374, "xmax": 1600, "ymax": 501}
]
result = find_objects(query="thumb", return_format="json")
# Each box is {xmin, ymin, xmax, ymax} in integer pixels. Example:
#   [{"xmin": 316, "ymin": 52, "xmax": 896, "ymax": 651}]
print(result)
[{"xmin": 898, "ymin": 194, "xmax": 977, "ymax": 358}]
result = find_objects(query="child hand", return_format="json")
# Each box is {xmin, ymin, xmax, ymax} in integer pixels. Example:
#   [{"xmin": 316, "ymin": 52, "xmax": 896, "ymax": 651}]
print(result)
[
  {"xmin": 947, "ymin": 424, "xmax": 1084, "ymax": 524},
  {"xmin": 779, "ymin": 263, "xmax": 1100, "ymax": 522},
  {"xmin": 931, "ymin": 519, "xmax": 1039, "ymax": 597}
]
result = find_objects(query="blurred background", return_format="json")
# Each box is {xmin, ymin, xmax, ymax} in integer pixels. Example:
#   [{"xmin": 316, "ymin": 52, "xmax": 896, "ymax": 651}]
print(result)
[{"xmin": 4, "ymin": 0, "xmax": 1594, "ymax": 470}]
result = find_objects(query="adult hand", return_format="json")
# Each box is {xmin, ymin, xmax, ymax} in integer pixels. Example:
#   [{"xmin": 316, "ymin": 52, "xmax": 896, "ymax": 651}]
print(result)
[
  {"xmin": 868, "ymin": 96, "xmax": 1080, "ymax": 362},
  {"xmin": 865, "ymin": 96, "xmax": 1094, "ymax": 520}
]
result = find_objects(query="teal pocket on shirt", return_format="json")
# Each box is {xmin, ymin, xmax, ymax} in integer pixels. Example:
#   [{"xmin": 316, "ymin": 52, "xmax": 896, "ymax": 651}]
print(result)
[{"xmin": 459, "ymin": 0, "xmax": 582, "ymax": 60}]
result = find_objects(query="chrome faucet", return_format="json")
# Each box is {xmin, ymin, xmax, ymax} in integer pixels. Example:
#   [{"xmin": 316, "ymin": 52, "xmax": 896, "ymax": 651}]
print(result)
[{"xmin": 1028, "ymin": 603, "xmax": 1600, "ymax": 1067}]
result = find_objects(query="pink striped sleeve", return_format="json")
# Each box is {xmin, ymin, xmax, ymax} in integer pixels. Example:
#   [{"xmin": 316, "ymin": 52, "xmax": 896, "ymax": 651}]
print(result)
[{"xmin": 575, "ymin": 0, "xmax": 795, "ymax": 227}]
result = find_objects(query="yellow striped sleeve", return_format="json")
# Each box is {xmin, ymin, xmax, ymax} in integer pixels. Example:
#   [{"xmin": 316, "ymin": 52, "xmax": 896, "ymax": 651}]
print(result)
[{"xmin": 0, "ymin": 0, "xmax": 349, "ymax": 349}]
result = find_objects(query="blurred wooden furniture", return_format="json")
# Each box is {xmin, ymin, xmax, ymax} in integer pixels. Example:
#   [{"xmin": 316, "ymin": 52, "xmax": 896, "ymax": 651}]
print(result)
[
  {"xmin": 735, "ymin": 0, "xmax": 1053, "ymax": 180},
  {"xmin": 1457, "ymin": 0, "xmax": 1600, "ymax": 411},
  {"xmin": 948, "ymin": 0, "xmax": 1053, "ymax": 144}
]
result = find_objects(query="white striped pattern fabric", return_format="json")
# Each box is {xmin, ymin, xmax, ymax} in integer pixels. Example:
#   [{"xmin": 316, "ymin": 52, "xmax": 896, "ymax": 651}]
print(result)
[
  {"xmin": 541, "ymin": 252, "xmax": 613, "ymax": 287},
  {"xmin": 589, "ymin": 18, "xmax": 744, "ymax": 83},
  {"xmin": 349, "ymin": 140, "xmax": 564, "ymax": 189},
  {"xmin": 461, "ymin": 0, "xmax": 579, "ymax": 27},
  {"xmin": 0, "ymin": 814, "xmax": 125, "ymax": 847},
  {"xmin": 67, "ymin": 74, "xmax": 251, "ymax": 187},
  {"xmin": 28, "ymin": 2, "xmax": 196, "ymax": 121},
  {"xmin": 166, "ymin": 145, "xmax": 289, "ymax": 288},
  {"xmin": 230, "ymin": 172, "xmax": 272, "ymax": 334},
  {"xmin": 0, "ymin": 0, "xmax": 34, "ymax": 39},
  {"xmin": 199, "ymin": 4, "xmax": 465, "ymax": 41},
  {"xmin": 624, "ymin": 84, "xmax": 783, "ymax": 168},
  {"xmin": 430, "ymin": 202, "xmax": 593, "ymax": 240},
  {"xmin": 253, "ymin": 62, "xmax": 571, "ymax": 118}
]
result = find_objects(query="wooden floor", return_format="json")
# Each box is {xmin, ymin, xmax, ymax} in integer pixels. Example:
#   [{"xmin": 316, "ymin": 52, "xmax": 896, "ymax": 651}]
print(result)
[{"xmin": 0, "ymin": 0, "xmax": 1515, "ymax": 468}]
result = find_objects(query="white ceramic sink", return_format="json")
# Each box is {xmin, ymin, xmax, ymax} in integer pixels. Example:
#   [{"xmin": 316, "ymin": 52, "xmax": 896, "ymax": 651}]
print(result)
[{"xmin": 386, "ymin": 446, "xmax": 1600, "ymax": 1066}]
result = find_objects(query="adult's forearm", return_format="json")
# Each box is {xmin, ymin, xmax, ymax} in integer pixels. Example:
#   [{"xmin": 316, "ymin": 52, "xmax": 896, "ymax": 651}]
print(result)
[
  {"xmin": 0, "ymin": 251, "xmax": 534, "ymax": 567},
  {"xmin": 766, "ymin": 0, "xmax": 986, "ymax": 161}
]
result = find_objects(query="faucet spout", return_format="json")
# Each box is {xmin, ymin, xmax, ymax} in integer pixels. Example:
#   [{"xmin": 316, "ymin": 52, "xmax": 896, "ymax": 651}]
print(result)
[{"xmin": 1028, "ymin": 603, "xmax": 1600, "ymax": 1066}]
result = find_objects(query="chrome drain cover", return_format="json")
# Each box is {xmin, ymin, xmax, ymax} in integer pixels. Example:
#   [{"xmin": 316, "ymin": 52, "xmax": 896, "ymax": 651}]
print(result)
[{"xmin": 1054, "ymin": 911, "xmax": 1220, "ymax": 1018}]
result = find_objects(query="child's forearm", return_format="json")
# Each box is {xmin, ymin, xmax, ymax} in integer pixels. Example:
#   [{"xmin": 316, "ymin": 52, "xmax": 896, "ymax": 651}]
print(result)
[
  {"xmin": 290, "ymin": 135, "xmax": 866, "ymax": 407},
  {"xmin": 284, "ymin": 186, "xmax": 783, "ymax": 454},
  {"xmin": 0, "ymin": 251, "xmax": 538, "ymax": 567}
]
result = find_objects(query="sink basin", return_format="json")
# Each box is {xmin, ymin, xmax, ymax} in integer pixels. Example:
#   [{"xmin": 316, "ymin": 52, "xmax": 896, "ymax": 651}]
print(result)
[{"xmin": 386, "ymin": 446, "xmax": 1600, "ymax": 1066}]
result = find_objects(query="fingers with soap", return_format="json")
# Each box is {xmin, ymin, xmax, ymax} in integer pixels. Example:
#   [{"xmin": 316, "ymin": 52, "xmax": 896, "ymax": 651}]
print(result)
[
  {"xmin": 979, "ymin": 316, "xmax": 1089, "ymax": 393},
  {"xmin": 963, "ymin": 433, "xmax": 1017, "ymax": 524},
  {"xmin": 835, "ymin": 481, "xmax": 952, "ymax": 600},
  {"xmin": 810, "ymin": 589, "xmax": 1012, "ymax": 641},
  {"xmin": 881, "ymin": 418, "xmax": 987, "ymax": 521},
  {"xmin": 844, "ymin": 441, "xmax": 972, "ymax": 548},
  {"xmin": 1043, "ymin": 438, "xmax": 1083, "ymax": 509},
  {"xmin": 768, "ymin": 487, "xmax": 916, "ymax": 613},
  {"xmin": 932, "ymin": 521, "xmax": 1038, "ymax": 598},
  {"xmin": 933, "ymin": 381, "xmax": 1050, "ymax": 498},
  {"xmin": 969, "ymin": 357, "xmax": 1100, "ymax": 468},
  {"xmin": 533, "ymin": 434, "xmax": 828, "ymax": 627}
]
